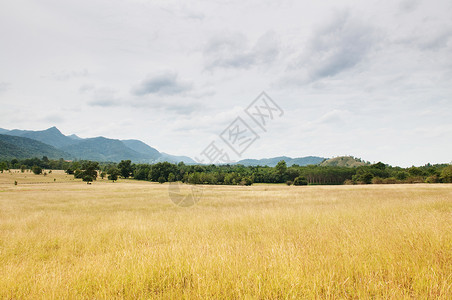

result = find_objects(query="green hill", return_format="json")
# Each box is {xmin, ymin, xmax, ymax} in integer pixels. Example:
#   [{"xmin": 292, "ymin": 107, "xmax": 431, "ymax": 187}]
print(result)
[
  {"xmin": 121, "ymin": 139, "xmax": 161, "ymax": 160},
  {"xmin": 0, "ymin": 134, "xmax": 71, "ymax": 160},
  {"xmin": 320, "ymin": 156, "xmax": 369, "ymax": 167},
  {"xmin": 59, "ymin": 137, "xmax": 153, "ymax": 162},
  {"xmin": 4, "ymin": 126, "xmax": 78, "ymax": 148}
]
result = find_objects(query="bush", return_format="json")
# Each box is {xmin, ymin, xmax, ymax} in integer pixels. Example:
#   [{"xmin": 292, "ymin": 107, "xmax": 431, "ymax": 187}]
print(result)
[
  {"xmin": 286, "ymin": 180, "xmax": 293, "ymax": 186},
  {"xmin": 32, "ymin": 165, "xmax": 42, "ymax": 175},
  {"xmin": 241, "ymin": 176, "xmax": 253, "ymax": 186},
  {"xmin": 405, "ymin": 176, "xmax": 424, "ymax": 184},
  {"xmin": 83, "ymin": 175, "xmax": 94, "ymax": 183},
  {"xmin": 425, "ymin": 175, "xmax": 439, "ymax": 183},
  {"xmin": 383, "ymin": 177, "xmax": 398, "ymax": 184},
  {"xmin": 293, "ymin": 176, "xmax": 308, "ymax": 186},
  {"xmin": 158, "ymin": 176, "xmax": 166, "ymax": 184},
  {"xmin": 343, "ymin": 179, "xmax": 354, "ymax": 185},
  {"xmin": 371, "ymin": 177, "xmax": 383, "ymax": 184}
]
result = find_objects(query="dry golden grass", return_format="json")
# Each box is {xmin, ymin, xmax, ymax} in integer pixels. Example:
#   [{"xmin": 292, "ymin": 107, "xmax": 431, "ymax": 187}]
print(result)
[{"xmin": 0, "ymin": 171, "xmax": 451, "ymax": 299}]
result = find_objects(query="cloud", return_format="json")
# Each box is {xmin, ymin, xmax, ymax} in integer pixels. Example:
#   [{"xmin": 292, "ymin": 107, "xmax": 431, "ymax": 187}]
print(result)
[
  {"xmin": 132, "ymin": 71, "xmax": 192, "ymax": 96},
  {"xmin": 289, "ymin": 11, "xmax": 379, "ymax": 82},
  {"xmin": 79, "ymin": 84, "xmax": 95, "ymax": 93},
  {"xmin": 88, "ymin": 88, "xmax": 121, "ymax": 107},
  {"xmin": 0, "ymin": 82, "xmax": 10, "ymax": 93},
  {"xmin": 203, "ymin": 31, "xmax": 279, "ymax": 70},
  {"xmin": 41, "ymin": 114, "xmax": 64, "ymax": 123},
  {"xmin": 398, "ymin": 0, "xmax": 421, "ymax": 13},
  {"xmin": 47, "ymin": 69, "xmax": 89, "ymax": 81}
]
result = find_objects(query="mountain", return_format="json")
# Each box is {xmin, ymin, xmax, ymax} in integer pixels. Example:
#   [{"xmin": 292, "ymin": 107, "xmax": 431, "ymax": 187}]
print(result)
[
  {"xmin": 60, "ymin": 137, "xmax": 152, "ymax": 162},
  {"xmin": 237, "ymin": 156, "xmax": 325, "ymax": 167},
  {"xmin": 0, "ymin": 126, "xmax": 193, "ymax": 163},
  {"xmin": 121, "ymin": 139, "xmax": 161, "ymax": 160},
  {"xmin": 0, "ymin": 126, "xmax": 328, "ymax": 166},
  {"xmin": 2, "ymin": 126, "xmax": 77, "ymax": 148},
  {"xmin": 68, "ymin": 134, "xmax": 82, "ymax": 140},
  {"xmin": 320, "ymin": 156, "xmax": 369, "ymax": 167},
  {"xmin": 157, "ymin": 153, "xmax": 196, "ymax": 164},
  {"xmin": 0, "ymin": 134, "xmax": 70, "ymax": 160}
]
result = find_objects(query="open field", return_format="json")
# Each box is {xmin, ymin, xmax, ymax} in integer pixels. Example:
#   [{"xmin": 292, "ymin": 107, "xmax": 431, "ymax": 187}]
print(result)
[{"xmin": 0, "ymin": 171, "xmax": 451, "ymax": 298}]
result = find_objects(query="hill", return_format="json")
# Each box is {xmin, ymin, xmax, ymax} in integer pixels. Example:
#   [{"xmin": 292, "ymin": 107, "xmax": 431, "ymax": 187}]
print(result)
[
  {"xmin": 0, "ymin": 134, "xmax": 70, "ymax": 160},
  {"xmin": 157, "ymin": 153, "xmax": 196, "ymax": 164},
  {"xmin": 121, "ymin": 139, "xmax": 161, "ymax": 160},
  {"xmin": 59, "ymin": 137, "xmax": 153, "ymax": 162},
  {"xmin": 2, "ymin": 126, "xmax": 78, "ymax": 148},
  {"xmin": 0, "ymin": 127, "xmax": 192, "ymax": 163},
  {"xmin": 320, "ymin": 156, "xmax": 369, "ymax": 167},
  {"xmin": 237, "ymin": 156, "xmax": 325, "ymax": 167}
]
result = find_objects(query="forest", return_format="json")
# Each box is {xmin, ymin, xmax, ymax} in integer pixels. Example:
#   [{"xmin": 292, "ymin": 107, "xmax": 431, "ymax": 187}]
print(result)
[{"xmin": 1, "ymin": 157, "xmax": 451, "ymax": 185}]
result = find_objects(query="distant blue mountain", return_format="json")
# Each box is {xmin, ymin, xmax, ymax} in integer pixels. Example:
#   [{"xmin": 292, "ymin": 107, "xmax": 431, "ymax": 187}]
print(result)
[
  {"xmin": 0, "ymin": 126, "xmax": 326, "ymax": 166},
  {"xmin": 2, "ymin": 126, "xmax": 78, "ymax": 148},
  {"xmin": 0, "ymin": 126, "xmax": 194, "ymax": 164}
]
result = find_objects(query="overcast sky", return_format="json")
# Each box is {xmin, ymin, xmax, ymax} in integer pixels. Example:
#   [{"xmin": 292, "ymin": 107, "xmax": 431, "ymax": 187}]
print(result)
[{"xmin": 1, "ymin": 0, "xmax": 451, "ymax": 167}]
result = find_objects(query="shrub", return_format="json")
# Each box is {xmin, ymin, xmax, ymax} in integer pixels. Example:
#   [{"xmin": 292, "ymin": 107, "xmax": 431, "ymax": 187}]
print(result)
[
  {"xmin": 371, "ymin": 177, "xmax": 383, "ymax": 184},
  {"xmin": 241, "ymin": 176, "xmax": 253, "ymax": 186},
  {"xmin": 293, "ymin": 176, "xmax": 308, "ymax": 186},
  {"xmin": 83, "ymin": 175, "xmax": 94, "ymax": 183},
  {"xmin": 32, "ymin": 165, "xmax": 42, "ymax": 175},
  {"xmin": 343, "ymin": 179, "xmax": 354, "ymax": 185},
  {"xmin": 425, "ymin": 175, "xmax": 440, "ymax": 183},
  {"xmin": 383, "ymin": 177, "xmax": 398, "ymax": 184},
  {"xmin": 286, "ymin": 181, "xmax": 293, "ymax": 186}
]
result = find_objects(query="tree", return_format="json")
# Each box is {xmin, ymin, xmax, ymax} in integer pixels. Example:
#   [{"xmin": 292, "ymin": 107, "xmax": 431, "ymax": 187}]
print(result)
[
  {"xmin": 168, "ymin": 173, "xmax": 176, "ymax": 182},
  {"xmin": 83, "ymin": 175, "xmax": 94, "ymax": 183},
  {"xmin": 81, "ymin": 161, "xmax": 98, "ymax": 180},
  {"xmin": 0, "ymin": 162, "xmax": 7, "ymax": 173},
  {"xmin": 118, "ymin": 160, "xmax": 133, "ymax": 178},
  {"xmin": 440, "ymin": 166, "xmax": 452, "ymax": 183},
  {"xmin": 275, "ymin": 160, "xmax": 287, "ymax": 182},
  {"xmin": 32, "ymin": 165, "xmax": 42, "ymax": 175},
  {"xmin": 108, "ymin": 168, "xmax": 121, "ymax": 182},
  {"xmin": 275, "ymin": 160, "xmax": 287, "ymax": 176}
]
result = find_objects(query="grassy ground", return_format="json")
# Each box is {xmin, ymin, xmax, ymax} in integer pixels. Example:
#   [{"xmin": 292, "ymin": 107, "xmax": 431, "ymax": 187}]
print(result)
[{"xmin": 0, "ymin": 170, "xmax": 451, "ymax": 298}]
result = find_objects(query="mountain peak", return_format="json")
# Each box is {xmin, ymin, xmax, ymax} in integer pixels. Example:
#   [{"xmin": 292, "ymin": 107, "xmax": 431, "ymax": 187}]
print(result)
[{"xmin": 45, "ymin": 126, "xmax": 61, "ymax": 133}]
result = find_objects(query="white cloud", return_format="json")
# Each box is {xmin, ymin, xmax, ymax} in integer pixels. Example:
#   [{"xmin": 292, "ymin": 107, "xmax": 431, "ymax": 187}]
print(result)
[
  {"xmin": 0, "ymin": 0, "xmax": 451, "ymax": 166},
  {"xmin": 132, "ymin": 71, "xmax": 192, "ymax": 96}
]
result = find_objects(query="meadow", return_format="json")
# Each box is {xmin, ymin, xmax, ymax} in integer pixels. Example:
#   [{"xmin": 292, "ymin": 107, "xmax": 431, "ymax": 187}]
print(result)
[{"xmin": 0, "ymin": 170, "xmax": 451, "ymax": 298}]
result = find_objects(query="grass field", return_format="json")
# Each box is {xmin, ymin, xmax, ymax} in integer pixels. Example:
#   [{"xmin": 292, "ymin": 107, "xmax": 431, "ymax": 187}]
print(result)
[{"xmin": 0, "ymin": 170, "xmax": 451, "ymax": 298}]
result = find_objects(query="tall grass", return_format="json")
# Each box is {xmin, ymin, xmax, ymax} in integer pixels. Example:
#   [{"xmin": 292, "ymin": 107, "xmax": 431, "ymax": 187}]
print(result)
[{"xmin": 0, "ymin": 171, "xmax": 451, "ymax": 298}]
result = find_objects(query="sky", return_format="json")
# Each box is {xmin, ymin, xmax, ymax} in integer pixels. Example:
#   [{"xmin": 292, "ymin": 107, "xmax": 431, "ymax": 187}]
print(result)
[{"xmin": 0, "ymin": 0, "xmax": 451, "ymax": 167}]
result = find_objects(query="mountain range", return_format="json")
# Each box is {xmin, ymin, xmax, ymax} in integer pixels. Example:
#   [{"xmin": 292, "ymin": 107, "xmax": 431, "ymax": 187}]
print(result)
[{"xmin": 0, "ymin": 126, "xmax": 327, "ymax": 166}]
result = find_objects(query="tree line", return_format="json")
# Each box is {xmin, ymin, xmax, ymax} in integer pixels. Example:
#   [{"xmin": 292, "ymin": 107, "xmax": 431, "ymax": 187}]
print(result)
[{"xmin": 1, "ymin": 157, "xmax": 452, "ymax": 185}]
